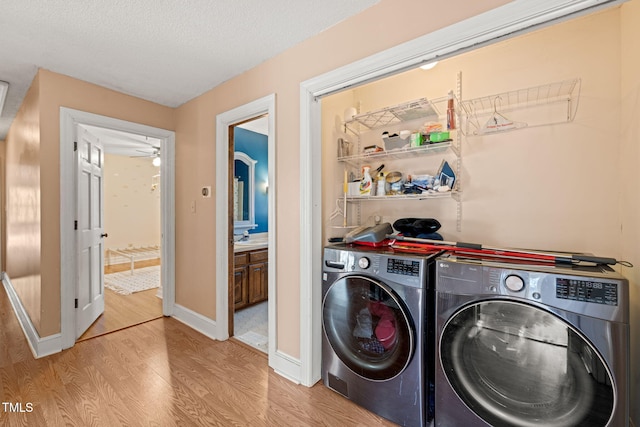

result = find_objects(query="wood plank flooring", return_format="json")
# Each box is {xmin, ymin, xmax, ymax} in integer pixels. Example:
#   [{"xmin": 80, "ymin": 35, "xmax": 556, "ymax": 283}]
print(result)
[
  {"xmin": 78, "ymin": 259, "xmax": 163, "ymax": 341},
  {"xmin": 77, "ymin": 288, "xmax": 163, "ymax": 341},
  {"xmin": 0, "ymin": 284, "xmax": 394, "ymax": 426}
]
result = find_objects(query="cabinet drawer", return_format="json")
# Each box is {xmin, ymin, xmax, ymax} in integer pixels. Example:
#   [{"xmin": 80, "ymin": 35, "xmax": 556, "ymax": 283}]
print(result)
[
  {"xmin": 234, "ymin": 253, "xmax": 248, "ymax": 266},
  {"xmin": 249, "ymin": 250, "xmax": 268, "ymax": 263}
]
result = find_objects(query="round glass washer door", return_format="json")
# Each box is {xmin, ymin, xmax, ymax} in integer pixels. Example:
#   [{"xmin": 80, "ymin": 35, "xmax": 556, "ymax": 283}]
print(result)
[
  {"xmin": 440, "ymin": 300, "xmax": 614, "ymax": 427},
  {"xmin": 322, "ymin": 275, "xmax": 414, "ymax": 381}
]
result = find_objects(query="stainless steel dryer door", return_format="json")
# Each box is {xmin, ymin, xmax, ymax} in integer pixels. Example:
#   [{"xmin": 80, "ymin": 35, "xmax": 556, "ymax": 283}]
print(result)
[
  {"xmin": 440, "ymin": 300, "xmax": 614, "ymax": 427},
  {"xmin": 322, "ymin": 275, "xmax": 415, "ymax": 381}
]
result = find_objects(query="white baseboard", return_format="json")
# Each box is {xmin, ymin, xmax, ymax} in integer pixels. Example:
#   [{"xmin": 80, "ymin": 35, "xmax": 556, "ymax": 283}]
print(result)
[
  {"xmin": 171, "ymin": 302, "xmax": 304, "ymax": 384},
  {"xmin": 171, "ymin": 303, "xmax": 219, "ymax": 341},
  {"xmin": 271, "ymin": 349, "xmax": 302, "ymax": 384},
  {"xmin": 1, "ymin": 273, "xmax": 62, "ymax": 358},
  {"xmin": 2, "ymin": 275, "xmax": 306, "ymax": 386}
]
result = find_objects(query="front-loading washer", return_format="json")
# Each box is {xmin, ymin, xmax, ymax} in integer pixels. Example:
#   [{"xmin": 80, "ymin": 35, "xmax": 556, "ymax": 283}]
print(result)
[
  {"xmin": 322, "ymin": 244, "xmax": 440, "ymax": 426},
  {"xmin": 434, "ymin": 253, "xmax": 629, "ymax": 427}
]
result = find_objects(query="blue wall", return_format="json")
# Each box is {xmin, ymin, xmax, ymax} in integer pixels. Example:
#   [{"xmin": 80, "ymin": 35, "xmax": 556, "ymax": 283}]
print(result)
[{"xmin": 234, "ymin": 127, "xmax": 268, "ymax": 233}]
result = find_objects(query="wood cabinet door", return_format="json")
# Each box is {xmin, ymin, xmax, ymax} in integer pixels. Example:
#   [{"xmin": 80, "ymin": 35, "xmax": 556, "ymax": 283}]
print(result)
[
  {"xmin": 234, "ymin": 266, "xmax": 248, "ymax": 309},
  {"xmin": 248, "ymin": 261, "xmax": 268, "ymax": 304}
]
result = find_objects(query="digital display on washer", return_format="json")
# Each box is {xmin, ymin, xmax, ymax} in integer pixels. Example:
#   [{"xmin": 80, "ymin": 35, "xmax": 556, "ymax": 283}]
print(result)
[
  {"xmin": 387, "ymin": 258, "xmax": 420, "ymax": 276},
  {"xmin": 556, "ymin": 278, "xmax": 618, "ymax": 305}
]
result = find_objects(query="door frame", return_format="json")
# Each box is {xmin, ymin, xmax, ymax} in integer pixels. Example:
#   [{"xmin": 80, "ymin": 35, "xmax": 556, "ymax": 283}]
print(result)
[
  {"xmin": 298, "ymin": 0, "xmax": 626, "ymax": 386},
  {"xmin": 60, "ymin": 107, "xmax": 176, "ymax": 350},
  {"xmin": 215, "ymin": 94, "xmax": 276, "ymax": 361}
]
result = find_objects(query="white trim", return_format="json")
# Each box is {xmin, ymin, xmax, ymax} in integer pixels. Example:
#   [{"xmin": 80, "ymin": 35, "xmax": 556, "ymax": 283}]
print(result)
[
  {"xmin": 298, "ymin": 89, "xmax": 323, "ymax": 387},
  {"xmin": 60, "ymin": 108, "xmax": 176, "ymax": 350},
  {"xmin": 2, "ymin": 274, "xmax": 62, "ymax": 358},
  {"xmin": 215, "ymin": 94, "xmax": 281, "ymax": 371},
  {"xmin": 172, "ymin": 303, "xmax": 218, "ymax": 340},
  {"xmin": 298, "ymin": 0, "xmax": 626, "ymax": 387},
  {"xmin": 312, "ymin": 0, "xmax": 626, "ymax": 99},
  {"xmin": 271, "ymin": 351, "xmax": 302, "ymax": 385}
]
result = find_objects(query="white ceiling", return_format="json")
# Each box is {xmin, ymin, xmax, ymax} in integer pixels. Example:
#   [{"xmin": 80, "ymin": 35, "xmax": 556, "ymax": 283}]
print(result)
[
  {"xmin": 237, "ymin": 116, "xmax": 268, "ymax": 135},
  {"xmin": 0, "ymin": 0, "xmax": 379, "ymax": 140},
  {"xmin": 80, "ymin": 124, "xmax": 162, "ymax": 157}
]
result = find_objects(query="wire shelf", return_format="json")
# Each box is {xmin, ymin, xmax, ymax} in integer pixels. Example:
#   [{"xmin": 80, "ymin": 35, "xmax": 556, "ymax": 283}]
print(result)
[
  {"xmin": 345, "ymin": 97, "xmax": 443, "ymax": 131},
  {"xmin": 461, "ymin": 79, "xmax": 580, "ymax": 115},
  {"xmin": 461, "ymin": 78, "xmax": 581, "ymax": 135},
  {"xmin": 337, "ymin": 141, "xmax": 453, "ymax": 166},
  {"xmin": 347, "ymin": 190, "xmax": 461, "ymax": 202}
]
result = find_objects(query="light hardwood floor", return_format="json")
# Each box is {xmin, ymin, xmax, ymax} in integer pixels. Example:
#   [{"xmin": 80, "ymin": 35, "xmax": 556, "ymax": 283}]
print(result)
[
  {"xmin": 78, "ymin": 260, "xmax": 163, "ymax": 341},
  {"xmin": 0, "ymin": 285, "xmax": 393, "ymax": 426}
]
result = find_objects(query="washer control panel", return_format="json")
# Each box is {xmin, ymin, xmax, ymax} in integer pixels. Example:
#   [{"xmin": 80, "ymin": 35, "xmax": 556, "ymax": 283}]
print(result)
[
  {"xmin": 556, "ymin": 278, "xmax": 618, "ymax": 306},
  {"xmin": 387, "ymin": 258, "xmax": 421, "ymax": 277}
]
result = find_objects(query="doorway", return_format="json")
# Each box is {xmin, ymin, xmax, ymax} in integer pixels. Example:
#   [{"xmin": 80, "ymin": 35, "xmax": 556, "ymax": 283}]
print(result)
[
  {"xmin": 60, "ymin": 107, "xmax": 176, "ymax": 351},
  {"xmin": 215, "ymin": 94, "xmax": 276, "ymax": 362},
  {"xmin": 76, "ymin": 124, "xmax": 164, "ymax": 341},
  {"xmin": 229, "ymin": 116, "xmax": 270, "ymax": 353}
]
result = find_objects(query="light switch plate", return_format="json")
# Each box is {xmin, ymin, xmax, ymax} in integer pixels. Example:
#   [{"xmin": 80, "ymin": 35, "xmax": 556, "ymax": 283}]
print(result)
[{"xmin": 201, "ymin": 186, "xmax": 212, "ymax": 198}]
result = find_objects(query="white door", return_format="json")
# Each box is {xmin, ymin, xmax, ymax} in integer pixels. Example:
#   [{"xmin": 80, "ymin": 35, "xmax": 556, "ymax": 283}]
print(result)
[{"xmin": 75, "ymin": 127, "xmax": 106, "ymax": 338}]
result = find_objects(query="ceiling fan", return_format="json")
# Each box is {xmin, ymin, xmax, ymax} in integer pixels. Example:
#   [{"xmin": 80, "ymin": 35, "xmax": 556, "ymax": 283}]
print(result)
[{"xmin": 131, "ymin": 146, "xmax": 161, "ymax": 166}]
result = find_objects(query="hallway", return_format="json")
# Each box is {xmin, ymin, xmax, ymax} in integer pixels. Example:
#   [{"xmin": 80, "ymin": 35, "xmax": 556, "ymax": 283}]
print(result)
[{"xmin": 0, "ymin": 285, "xmax": 393, "ymax": 426}]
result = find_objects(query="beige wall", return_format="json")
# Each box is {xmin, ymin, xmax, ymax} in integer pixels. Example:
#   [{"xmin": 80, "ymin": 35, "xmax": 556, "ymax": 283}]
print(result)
[
  {"xmin": 5, "ymin": 73, "xmax": 42, "ymax": 333},
  {"xmin": 4, "ymin": 69, "xmax": 174, "ymax": 337},
  {"xmin": 103, "ymin": 154, "xmax": 161, "ymax": 252},
  {"xmin": 621, "ymin": 0, "xmax": 640, "ymax": 422},
  {"xmin": 0, "ymin": 138, "xmax": 5, "ymax": 271}
]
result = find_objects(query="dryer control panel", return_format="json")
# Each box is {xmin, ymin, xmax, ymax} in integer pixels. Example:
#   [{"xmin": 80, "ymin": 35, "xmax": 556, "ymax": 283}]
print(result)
[{"xmin": 435, "ymin": 255, "xmax": 628, "ymax": 323}]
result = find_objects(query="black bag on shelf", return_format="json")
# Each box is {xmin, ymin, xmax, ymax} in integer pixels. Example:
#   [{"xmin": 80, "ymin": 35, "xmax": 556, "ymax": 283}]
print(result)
[{"xmin": 393, "ymin": 218, "xmax": 441, "ymax": 237}]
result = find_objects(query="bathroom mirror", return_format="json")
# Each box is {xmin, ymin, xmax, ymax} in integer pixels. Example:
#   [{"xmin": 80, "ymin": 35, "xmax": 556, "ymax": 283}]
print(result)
[{"xmin": 234, "ymin": 152, "xmax": 257, "ymax": 234}]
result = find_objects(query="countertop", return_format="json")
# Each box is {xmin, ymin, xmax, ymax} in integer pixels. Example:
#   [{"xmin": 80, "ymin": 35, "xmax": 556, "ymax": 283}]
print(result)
[{"xmin": 233, "ymin": 233, "xmax": 269, "ymax": 253}]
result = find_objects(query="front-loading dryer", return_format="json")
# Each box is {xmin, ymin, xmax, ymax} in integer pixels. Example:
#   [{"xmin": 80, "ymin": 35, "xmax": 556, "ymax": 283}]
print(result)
[
  {"xmin": 434, "ymin": 253, "xmax": 629, "ymax": 427},
  {"xmin": 322, "ymin": 244, "xmax": 440, "ymax": 426}
]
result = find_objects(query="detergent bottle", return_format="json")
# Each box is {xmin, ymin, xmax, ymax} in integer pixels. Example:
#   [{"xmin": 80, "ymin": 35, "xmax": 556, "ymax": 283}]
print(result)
[{"xmin": 360, "ymin": 166, "xmax": 372, "ymax": 196}]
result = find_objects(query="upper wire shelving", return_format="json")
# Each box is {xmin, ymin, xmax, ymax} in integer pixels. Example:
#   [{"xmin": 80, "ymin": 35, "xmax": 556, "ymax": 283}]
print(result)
[
  {"xmin": 344, "ymin": 97, "xmax": 443, "ymax": 133},
  {"xmin": 461, "ymin": 78, "xmax": 581, "ymax": 135}
]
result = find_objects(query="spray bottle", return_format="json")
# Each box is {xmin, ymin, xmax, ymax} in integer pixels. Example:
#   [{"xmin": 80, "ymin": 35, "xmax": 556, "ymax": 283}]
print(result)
[{"xmin": 360, "ymin": 166, "xmax": 372, "ymax": 196}]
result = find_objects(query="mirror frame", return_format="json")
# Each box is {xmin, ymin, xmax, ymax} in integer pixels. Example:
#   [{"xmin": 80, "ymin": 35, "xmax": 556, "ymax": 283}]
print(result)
[{"xmin": 233, "ymin": 151, "xmax": 258, "ymax": 234}]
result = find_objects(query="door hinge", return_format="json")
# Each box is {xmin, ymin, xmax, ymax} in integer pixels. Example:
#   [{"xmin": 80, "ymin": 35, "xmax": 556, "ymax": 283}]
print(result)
[
  {"xmin": 74, "ymin": 299, "xmax": 78, "ymax": 309},
  {"xmin": 74, "ymin": 141, "xmax": 77, "ymax": 151},
  {"xmin": 74, "ymin": 220, "xmax": 78, "ymax": 230}
]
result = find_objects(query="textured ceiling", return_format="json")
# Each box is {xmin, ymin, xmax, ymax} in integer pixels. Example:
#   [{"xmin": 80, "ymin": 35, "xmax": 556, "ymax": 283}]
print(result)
[{"xmin": 0, "ymin": 0, "xmax": 379, "ymax": 140}]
